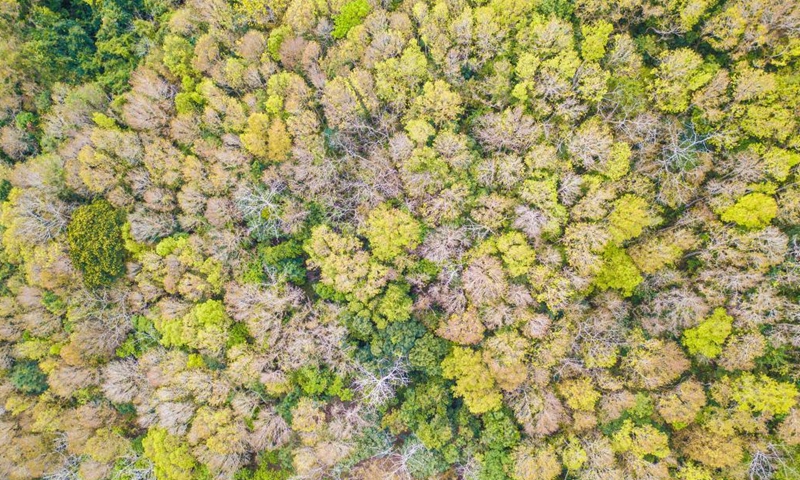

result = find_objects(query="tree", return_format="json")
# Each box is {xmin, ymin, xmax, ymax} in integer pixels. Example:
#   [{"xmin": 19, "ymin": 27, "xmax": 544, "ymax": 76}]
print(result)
[
  {"xmin": 156, "ymin": 299, "xmax": 232, "ymax": 355},
  {"xmin": 143, "ymin": 427, "xmax": 198, "ymax": 480},
  {"xmin": 241, "ymin": 113, "xmax": 271, "ymax": 158},
  {"xmin": 67, "ymin": 199, "xmax": 126, "ymax": 287},
  {"xmin": 581, "ymin": 20, "xmax": 613, "ymax": 62},
  {"xmin": 395, "ymin": 378, "xmax": 456, "ymax": 450},
  {"xmin": 677, "ymin": 426, "xmax": 744, "ymax": 469},
  {"xmin": 568, "ymin": 118, "xmax": 613, "ymax": 171},
  {"xmin": 374, "ymin": 42, "xmax": 429, "ymax": 106},
  {"xmin": 482, "ymin": 331, "xmax": 529, "ymax": 391},
  {"xmin": 602, "ymin": 142, "xmax": 631, "ymax": 180},
  {"xmin": 656, "ymin": 380, "xmax": 706, "ymax": 429},
  {"xmin": 593, "ymin": 245, "xmax": 643, "ymax": 297},
  {"xmin": 630, "ymin": 229, "xmax": 698, "ymax": 274},
  {"xmin": 494, "ymin": 232, "xmax": 536, "ymax": 277},
  {"xmin": 373, "ymin": 282, "xmax": 413, "ymax": 329},
  {"xmin": 719, "ymin": 192, "xmax": 778, "ymax": 229},
  {"xmin": 409, "ymin": 333, "xmax": 450, "ymax": 376},
  {"xmin": 611, "ymin": 419, "xmax": 671, "ymax": 459},
  {"xmin": 463, "ymin": 256, "xmax": 508, "ymax": 305},
  {"xmin": 410, "ymin": 81, "xmax": 463, "ymax": 126},
  {"xmin": 436, "ymin": 308, "xmax": 486, "ymax": 345},
  {"xmin": 353, "ymin": 360, "xmax": 407, "ymax": 407},
  {"xmin": 512, "ymin": 443, "xmax": 561, "ymax": 480},
  {"xmin": 682, "ymin": 307, "xmax": 732, "ymax": 358},
  {"xmin": 717, "ymin": 331, "xmax": 766, "ymax": 371},
  {"xmin": 10, "ymin": 360, "xmax": 49, "ymax": 395},
  {"xmin": 713, "ymin": 373, "xmax": 798, "ymax": 416},
  {"xmin": 653, "ymin": 48, "xmax": 714, "ymax": 113},
  {"xmin": 607, "ymin": 195, "xmax": 661, "ymax": 244},
  {"xmin": 623, "ymin": 337, "xmax": 690, "ymax": 390},
  {"xmin": 84, "ymin": 428, "xmax": 130, "ymax": 464},
  {"xmin": 332, "ymin": 0, "xmax": 370, "ymax": 39},
  {"xmin": 560, "ymin": 437, "xmax": 587, "ymax": 472},
  {"xmin": 441, "ymin": 346, "xmax": 503, "ymax": 414},
  {"xmin": 481, "ymin": 409, "xmax": 521, "ymax": 451},
  {"xmin": 304, "ymin": 225, "xmax": 387, "ymax": 300},
  {"xmin": 267, "ymin": 118, "xmax": 292, "ymax": 162},
  {"xmin": 558, "ymin": 377, "xmax": 601, "ymax": 412},
  {"xmin": 362, "ymin": 204, "xmax": 423, "ymax": 262}
]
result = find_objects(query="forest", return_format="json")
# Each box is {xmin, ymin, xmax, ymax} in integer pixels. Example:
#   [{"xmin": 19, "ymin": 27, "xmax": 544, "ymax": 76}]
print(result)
[{"xmin": 1, "ymin": 0, "xmax": 800, "ymax": 478}]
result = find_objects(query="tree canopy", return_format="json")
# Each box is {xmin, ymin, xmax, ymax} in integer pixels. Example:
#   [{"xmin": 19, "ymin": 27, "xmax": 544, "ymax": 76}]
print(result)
[{"xmin": 2, "ymin": 0, "xmax": 800, "ymax": 479}]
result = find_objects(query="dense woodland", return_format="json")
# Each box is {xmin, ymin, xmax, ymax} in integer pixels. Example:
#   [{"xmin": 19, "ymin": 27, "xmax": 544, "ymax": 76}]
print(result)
[{"xmin": 1, "ymin": 0, "xmax": 800, "ymax": 478}]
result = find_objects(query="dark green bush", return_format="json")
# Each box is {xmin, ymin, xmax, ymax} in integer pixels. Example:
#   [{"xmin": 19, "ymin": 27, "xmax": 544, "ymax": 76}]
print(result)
[{"xmin": 10, "ymin": 361, "xmax": 49, "ymax": 395}]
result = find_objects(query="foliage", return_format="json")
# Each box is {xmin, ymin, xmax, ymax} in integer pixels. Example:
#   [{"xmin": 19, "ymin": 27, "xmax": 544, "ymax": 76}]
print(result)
[
  {"xmin": 682, "ymin": 308, "xmax": 733, "ymax": 358},
  {"xmin": 717, "ymin": 373, "xmax": 798, "ymax": 415},
  {"xmin": 593, "ymin": 245, "xmax": 643, "ymax": 297},
  {"xmin": 331, "ymin": 0, "xmax": 370, "ymax": 39},
  {"xmin": 156, "ymin": 300, "xmax": 232, "ymax": 355},
  {"xmin": 442, "ymin": 347, "xmax": 503, "ymax": 415},
  {"xmin": 719, "ymin": 192, "xmax": 778, "ymax": 229},
  {"xmin": 611, "ymin": 420, "xmax": 670, "ymax": 459},
  {"xmin": 363, "ymin": 204, "xmax": 423, "ymax": 262},
  {"xmin": 3, "ymin": 0, "xmax": 800, "ymax": 478},
  {"xmin": 607, "ymin": 194, "xmax": 660, "ymax": 244},
  {"xmin": 66, "ymin": 199, "xmax": 126, "ymax": 287},
  {"xmin": 142, "ymin": 427, "xmax": 199, "ymax": 480},
  {"xmin": 10, "ymin": 361, "xmax": 49, "ymax": 395}
]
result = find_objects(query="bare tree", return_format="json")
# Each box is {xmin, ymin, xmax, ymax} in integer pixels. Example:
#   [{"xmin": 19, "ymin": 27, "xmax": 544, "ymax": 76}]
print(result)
[
  {"xmin": 111, "ymin": 454, "xmax": 156, "ymax": 480},
  {"xmin": 352, "ymin": 359, "xmax": 409, "ymax": 408},
  {"xmin": 748, "ymin": 444, "xmax": 798, "ymax": 480},
  {"xmin": 7, "ymin": 188, "xmax": 72, "ymax": 244},
  {"xmin": 233, "ymin": 182, "xmax": 285, "ymax": 240}
]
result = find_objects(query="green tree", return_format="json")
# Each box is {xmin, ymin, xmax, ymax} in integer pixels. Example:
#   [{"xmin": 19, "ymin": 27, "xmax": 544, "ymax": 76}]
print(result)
[
  {"xmin": 682, "ymin": 308, "xmax": 733, "ymax": 358},
  {"xmin": 395, "ymin": 378, "xmax": 456, "ymax": 450},
  {"xmin": 162, "ymin": 35, "xmax": 196, "ymax": 79},
  {"xmin": 409, "ymin": 333, "xmax": 450, "ymax": 376},
  {"xmin": 10, "ymin": 360, "xmax": 48, "ymax": 395},
  {"xmin": 241, "ymin": 113, "xmax": 272, "ymax": 159},
  {"xmin": 373, "ymin": 282, "xmax": 413, "ymax": 329},
  {"xmin": 410, "ymin": 80, "xmax": 464, "ymax": 126},
  {"xmin": 561, "ymin": 437, "xmax": 587, "ymax": 471},
  {"xmin": 607, "ymin": 194, "xmax": 660, "ymax": 244},
  {"xmin": 558, "ymin": 377, "xmax": 601, "ymax": 412},
  {"xmin": 441, "ymin": 347, "xmax": 503, "ymax": 415},
  {"xmin": 67, "ymin": 199, "xmax": 126, "ymax": 288},
  {"xmin": 481, "ymin": 409, "xmax": 520, "ymax": 451},
  {"xmin": 362, "ymin": 204, "xmax": 423, "ymax": 262},
  {"xmin": 304, "ymin": 225, "xmax": 387, "ymax": 300},
  {"xmin": 494, "ymin": 232, "xmax": 536, "ymax": 277},
  {"xmin": 20, "ymin": 4, "xmax": 97, "ymax": 85},
  {"xmin": 142, "ymin": 427, "xmax": 199, "ymax": 480},
  {"xmin": 581, "ymin": 20, "xmax": 613, "ymax": 62},
  {"xmin": 267, "ymin": 118, "xmax": 292, "ymax": 162},
  {"xmin": 719, "ymin": 192, "xmax": 778, "ymax": 229},
  {"xmin": 653, "ymin": 48, "xmax": 715, "ymax": 113},
  {"xmin": 478, "ymin": 448, "xmax": 514, "ymax": 480},
  {"xmin": 611, "ymin": 419, "xmax": 671, "ymax": 459},
  {"xmin": 718, "ymin": 373, "xmax": 798, "ymax": 416},
  {"xmin": 156, "ymin": 300, "xmax": 232, "ymax": 355},
  {"xmin": 90, "ymin": 0, "xmax": 148, "ymax": 92},
  {"xmin": 331, "ymin": 0, "xmax": 370, "ymax": 39},
  {"xmin": 374, "ymin": 42, "xmax": 429, "ymax": 104},
  {"xmin": 593, "ymin": 245, "xmax": 643, "ymax": 297}
]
